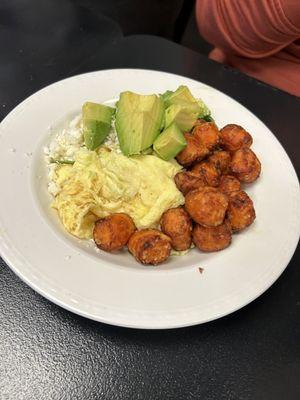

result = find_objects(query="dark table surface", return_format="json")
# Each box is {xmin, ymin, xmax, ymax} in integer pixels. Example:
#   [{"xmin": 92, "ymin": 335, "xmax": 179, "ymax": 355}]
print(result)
[{"xmin": 1, "ymin": 7, "xmax": 300, "ymax": 400}]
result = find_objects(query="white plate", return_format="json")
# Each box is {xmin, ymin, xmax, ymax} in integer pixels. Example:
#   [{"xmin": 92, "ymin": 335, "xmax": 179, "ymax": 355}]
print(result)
[{"xmin": 0, "ymin": 69, "xmax": 299, "ymax": 329}]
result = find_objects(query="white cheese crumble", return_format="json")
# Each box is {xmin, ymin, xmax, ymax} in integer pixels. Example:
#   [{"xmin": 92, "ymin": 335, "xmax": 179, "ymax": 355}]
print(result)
[{"xmin": 45, "ymin": 114, "xmax": 84, "ymax": 161}]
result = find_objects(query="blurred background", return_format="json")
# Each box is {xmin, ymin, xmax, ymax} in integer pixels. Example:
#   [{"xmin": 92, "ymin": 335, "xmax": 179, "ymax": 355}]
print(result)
[
  {"xmin": 0, "ymin": 0, "xmax": 214, "ymax": 114},
  {"xmin": 2, "ymin": 0, "xmax": 298, "ymax": 102},
  {"xmin": 0, "ymin": 0, "xmax": 212, "ymax": 54},
  {"xmin": 68, "ymin": 0, "xmax": 213, "ymax": 54}
]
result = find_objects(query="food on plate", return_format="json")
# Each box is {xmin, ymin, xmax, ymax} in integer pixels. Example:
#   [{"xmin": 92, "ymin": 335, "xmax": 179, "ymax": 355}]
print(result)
[
  {"xmin": 45, "ymin": 85, "xmax": 261, "ymax": 265},
  {"xmin": 128, "ymin": 229, "xmax": 172, "ymax": 265},
  {"xmin": 176, "ymin": 133, "xmax": 209, "ymax": 167},
  {"xmin": 220, "ymin": 124, "xmax": 253, "ymax": 152},
  {"xmin": 231, "ymin": 147, "xmax": 261, "ymax": 183},
  {"xmin": 192, "ymin": 120, "xmax": 220, "ymax": 150},
  {"xmin": 165, "ymin": 86, "xmax": 211, "ymax": 120},
  {"xmin": 227, "ymin": 191, "xmax": 256, "ymax": 231},
  {"xmin": 163, "ymin": 86, "xmax": 211, "ymax": 131},
  {"xmin": 218, "ymin": 175, "xmax": 241, "ymax": 195},
  {"xmin": 82, "ymin": 102, "xmax": 115, "ymax": 150},
  {"xmin": 160, "ymin": 207, "xmax": 192, "ymax": 251},
  {"xmin": 93, "ymin": 213, "xmax": 136, "ymax": 252},
  {"xmin": 51, "ymin": 148, "xmax": 184, "ymax": 239},
  {"xmin": 115, "ymin": 91, "xmax": 164, "ymax": 155},
  {"xmin": 153, "ymin": 123, "xmax": 186, "ymax": 161},
  {"xmin": 191, "ymin": 160, "xmax": 221, "ymax": 187},
  {"xmin": 193, "ymin": 221, "xmax": 232, "ymax": 252},
  {"xmin": 174, "ymin": 171, "xmax": 206, "ymax": 195},
  {"xmin": 165, "ymin": 104, "xmax": 199, "ymax": 132},
  {"xmin": 208, "ymin": 150, "xmax": 231, "ymax": 175},
  {"xmin": 185, "ymin": 187, "xmax": 228, "ymax": 227}
]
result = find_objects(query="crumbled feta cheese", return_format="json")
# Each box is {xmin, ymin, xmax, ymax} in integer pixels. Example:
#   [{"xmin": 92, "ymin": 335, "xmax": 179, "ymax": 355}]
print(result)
[{"xmin": 45, "ymin": 114, "xmax": 84, "ymax": 161}]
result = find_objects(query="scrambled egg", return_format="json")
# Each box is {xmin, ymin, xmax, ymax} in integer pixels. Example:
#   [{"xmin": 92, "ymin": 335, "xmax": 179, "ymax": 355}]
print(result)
[{"xmin": 52, "ymin": 148, "xmax": 184, "ymax": 239}]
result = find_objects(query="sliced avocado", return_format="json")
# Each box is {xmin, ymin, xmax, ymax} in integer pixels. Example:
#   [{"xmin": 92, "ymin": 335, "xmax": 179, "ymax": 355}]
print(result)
[
  {"xmin": 163, "ymin": 85, "xmax": 197, "ymax": 108},
  {"xmin": 82, "ymin": 102, "xmax": 115, "ymax": 150},
  {"xmin": 161, "ymin": 90, "xmax": 174, "ymax": 104},
  {"xmin": 83, "ymin": 119, "xmax": 111, "ymax": 150},
  {"xmin": 165, "ymin": 104, "xmax": 198, "ymax": 131},
  {"xmin": 83, "ymin": 102, "xmax": 114, "ymax": 123},
  {"xmin": 163, "ymin": 85, "xmax": 212, "ymax": 120},
  {"xmin": 115, "ymin": 91, "xmax": 164, "ymax": 156},
  {"xmin": 153, "ymin": 123, "xmax": 187, "ymax": 161}
]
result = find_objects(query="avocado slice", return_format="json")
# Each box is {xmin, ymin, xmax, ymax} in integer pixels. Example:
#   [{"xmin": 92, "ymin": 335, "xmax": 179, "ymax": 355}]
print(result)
[
  {"xmin": 153, "ymin": 123, "xmax": 187, "ymax": 161},
  {"xmin": 163, "ymin": 85, "xmax": 197, "ymax": 108},
  {"xmin": 82, "ymin": 102, "xmax": 115, "ymax": 150},
  {"xmin": 115, "ymin": 91, "xmax": 164, "ymax": 156},
  {"xmin": 161, "ymin": 90, "xmax": 174, "ymax": 104},
  {"xmin": 162, "ymin": 85, "xmax": 212, "ymax": 119},
  {"xmin": 165, "ymin": 104, "xmax": 199, "ymax": 131}
]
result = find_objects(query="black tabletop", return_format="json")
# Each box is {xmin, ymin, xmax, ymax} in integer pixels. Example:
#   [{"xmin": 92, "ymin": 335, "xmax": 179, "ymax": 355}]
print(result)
[{"xmin": 1, "ymin": 10, "xmax": 300, "ymax": 400}]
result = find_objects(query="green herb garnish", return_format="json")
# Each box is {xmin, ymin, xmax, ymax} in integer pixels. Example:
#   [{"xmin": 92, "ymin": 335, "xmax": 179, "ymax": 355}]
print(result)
[{"xmin": 50, "ymin": 158, "xmax": 75, "ymax": 165}]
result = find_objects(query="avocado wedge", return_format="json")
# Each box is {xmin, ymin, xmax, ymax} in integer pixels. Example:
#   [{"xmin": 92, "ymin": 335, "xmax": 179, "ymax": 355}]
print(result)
[
  {"xmin": 115, "ymin": 91, "xmax": 164, "ymax": 156},
  {"xmin": 165, "ymin": 104, "xmax": 199, "ymax": 131},
  {"xmin": 162, "ymin": 85, "xmax": 212, "ymax": 120},
  {"xmin": 153, "ymin": 123, "xmax": 187, "ymax": 161},
  {"xmin": 82, "ymin": 102, "xmax": 115, "ymax": 150}
]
